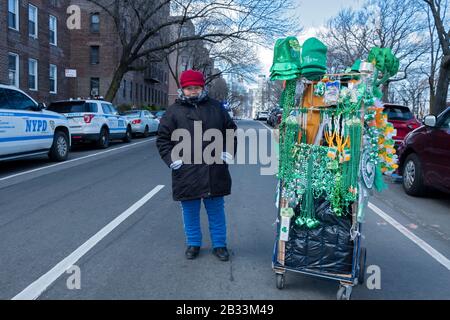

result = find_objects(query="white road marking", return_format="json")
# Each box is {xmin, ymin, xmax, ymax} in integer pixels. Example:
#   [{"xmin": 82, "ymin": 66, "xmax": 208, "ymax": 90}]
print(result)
[
  {"xmin": 12, "ymin": 185, "xmax": 165, "ymax": 300},
  {"xmin": 258, "ymin": 120, "xmax": 450, "ymax": 271},
  {"xmin": 258, "ymin": 121, "xmax": 275, "ymax": 132},
  {"xmin": 369, "ymin": 202, "xmax": 450, "ymax": 271},
  {"xmin": 0, "ymin": 138, "xmax": 156, "ymax": 182}
]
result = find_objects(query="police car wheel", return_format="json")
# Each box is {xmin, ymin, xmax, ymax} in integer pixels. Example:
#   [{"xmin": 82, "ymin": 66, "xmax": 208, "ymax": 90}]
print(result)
[
  {"xmin": 123, "ymin": 126, "xmax": 132, "ymax": 143},
  {"xmin": 49, "ymin": 131, "xmax": 69, "ymax": 162},
  {"xmin": 97, "ymin": 127, "xmax": 110, "ymax": 149}
]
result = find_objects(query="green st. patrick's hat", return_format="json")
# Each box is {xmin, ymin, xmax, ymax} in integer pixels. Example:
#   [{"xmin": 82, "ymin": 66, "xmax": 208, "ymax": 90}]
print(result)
[
  {"xmin": 270, "ymin": 36, "xmax": 302, "ymax": 80},
  {"xmin": 301, "ymin": 38, "xmax": 327, "ymax": 70},
  {"xmin": 300, "ymin": 37, "xmax": 328, "ymax": 80}
]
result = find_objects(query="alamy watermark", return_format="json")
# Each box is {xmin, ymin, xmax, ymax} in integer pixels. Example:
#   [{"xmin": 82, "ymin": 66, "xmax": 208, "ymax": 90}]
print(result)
[
  {"xmin": 66, "ymin": 265, "xmax": 81, "ymax": 290},
  {"xmin": 169, "ymin": 123, "xmax": 279, "ymax": 176},
  {"xmin": 66, "ymin": 5, "xmax": 81, "ymax": 30}
]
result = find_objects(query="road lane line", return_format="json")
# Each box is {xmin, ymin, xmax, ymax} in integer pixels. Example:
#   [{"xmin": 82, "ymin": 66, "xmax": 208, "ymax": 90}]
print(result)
[
  {"xmin": 258, "ymin": 121, "xmax": 275, "ymax": 132},
  {"xmin": 369, "ymin": 202, "xmax": 450, "ymax": 271},
  {"xmin": 0, "ymin": 138, "xmax": 156, "ymax": 182},
  {"xmin": 12, "ymin": 185, "xmax": 165, "ymax": 300}
]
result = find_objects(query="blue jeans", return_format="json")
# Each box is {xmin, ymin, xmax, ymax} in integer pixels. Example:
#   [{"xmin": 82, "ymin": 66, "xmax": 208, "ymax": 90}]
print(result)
[{"xmin": 180, "ymin": 196, "xmax": 227, "ymax": 248}]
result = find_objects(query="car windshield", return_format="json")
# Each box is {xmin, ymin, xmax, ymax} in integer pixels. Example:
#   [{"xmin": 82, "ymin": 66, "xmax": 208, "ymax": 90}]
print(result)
[
  {"xmin": 384, "ymin": 105, "xmax": 413, "ymax": 121},
  {"xmin": 47, "ymin": 101, "xmax": 97, "ymax": 113},
  {"xmin": 156, "ymin": 111, "xmax": 165, "ymax": 116},
  {"xmin": 122, "ymin": 111, "xmax": 141, "ymax": 117}
]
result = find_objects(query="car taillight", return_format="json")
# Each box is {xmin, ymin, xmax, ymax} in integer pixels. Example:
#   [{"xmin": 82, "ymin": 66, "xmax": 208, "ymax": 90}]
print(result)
[
  {"xmin": 83, "ymin": 114, "xmax": 95, "ymax": 123},
  {"xmin": 407, "ymin": 123, "xmax": 420, "ymax": 130},
  {"xmin": 132, "ymin": 119, "xmax": 142, "ymax": 124}
]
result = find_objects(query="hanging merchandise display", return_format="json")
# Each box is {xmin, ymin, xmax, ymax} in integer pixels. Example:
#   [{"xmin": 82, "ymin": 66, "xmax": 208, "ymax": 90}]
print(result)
[
  {"xmin": 324, "ymin": 81, "xmax": 341, "ymax": 105},
  {"xmin": 271, "ymin": 37, "xmax": 400, "ymax": 283}
]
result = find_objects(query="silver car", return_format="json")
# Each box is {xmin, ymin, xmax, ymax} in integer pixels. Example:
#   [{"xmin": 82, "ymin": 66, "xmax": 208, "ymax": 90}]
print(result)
[{"xmin": 121, "ymin": 110, "xmax": 159, "ymax": 137}]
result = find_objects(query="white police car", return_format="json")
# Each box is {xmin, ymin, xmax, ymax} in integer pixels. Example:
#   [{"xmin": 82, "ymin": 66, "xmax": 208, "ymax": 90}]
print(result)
[
  {"xmin": 0, "ymin": 84, "xmax": 71, "ymax": 162},
  {"xmin": 47, "ymin": 99, "xmax": 132, "ymax": 149}
]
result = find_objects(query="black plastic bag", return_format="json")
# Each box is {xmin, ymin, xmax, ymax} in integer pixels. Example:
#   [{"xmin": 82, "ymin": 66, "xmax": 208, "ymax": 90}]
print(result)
[{"xmin": 284, "ymin": 199, "xmax": 354, "ymax": 274}]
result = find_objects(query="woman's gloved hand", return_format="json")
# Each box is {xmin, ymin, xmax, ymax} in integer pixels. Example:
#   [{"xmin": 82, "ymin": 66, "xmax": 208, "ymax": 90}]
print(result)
[
  {"xmin": 170, "ymin": 160, "xmax": 183, "ymax": 170},
  {"xmin": 220, "ymin": 152, "xmax": 234, "ymax": 164}
]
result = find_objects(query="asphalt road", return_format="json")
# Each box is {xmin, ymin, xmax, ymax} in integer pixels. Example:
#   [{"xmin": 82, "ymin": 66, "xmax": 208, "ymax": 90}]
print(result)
[{"xmin": 0, "ymin": 120, "xmax": 449, "ymax": 300}]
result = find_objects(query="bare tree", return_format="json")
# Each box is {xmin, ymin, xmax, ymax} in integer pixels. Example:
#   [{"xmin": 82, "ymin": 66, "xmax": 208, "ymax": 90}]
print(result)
[
  {"xmin": 422, "ymin": 0, "xmax": 450, "ymax": 115},
  {"xmin": 320, "ymin": 0, "xmax": 429, "ymax": 102},
  {"xmin": 87, "ymin": 0, "xmax": 299, "ymax": 102},
  {"xmin": 392, "ymin": 72, "xmax": 430, "ymax": 118},
  {"xmin": 418, "ymin": 2, "xmax": 444, "ymax": 112},
  {"xmin": 209, "ymin": 76, "xmax": 229, "ymax": 101}
]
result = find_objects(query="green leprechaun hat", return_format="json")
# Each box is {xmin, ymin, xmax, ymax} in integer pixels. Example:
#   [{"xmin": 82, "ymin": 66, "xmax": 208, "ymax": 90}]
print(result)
[
  {"xmin": 342, "ymin": 59, "xmax": 362, "ymax": 81},
  {"xmin": 301, "ymin": 37, "xmax": 328, "ymax": 80},
  {"xmin": 270, "ymin": 36, "xmax": 302, "ymax": 80}
]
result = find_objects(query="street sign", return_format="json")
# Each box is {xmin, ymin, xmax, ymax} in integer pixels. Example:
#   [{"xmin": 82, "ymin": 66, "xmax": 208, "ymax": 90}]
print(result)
[{"xmin": 65, "ymin": 69, "xmax": 77, "ymax": 78}]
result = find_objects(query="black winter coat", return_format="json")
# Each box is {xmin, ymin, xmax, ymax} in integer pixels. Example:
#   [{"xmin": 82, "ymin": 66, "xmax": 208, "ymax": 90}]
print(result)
[{"xmin": 156, "ymin": 96, "xmax": 237, "ymax": 201}]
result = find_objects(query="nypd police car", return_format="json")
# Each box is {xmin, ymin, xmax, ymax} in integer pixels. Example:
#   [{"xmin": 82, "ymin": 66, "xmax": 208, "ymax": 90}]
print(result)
[
  {"xmin": 0, "ymin": 84, "xmax": 71, "ymax": 162},
  {"xmin": 47, "ymin": 99, "xmax": 132, "ymax": 149}
]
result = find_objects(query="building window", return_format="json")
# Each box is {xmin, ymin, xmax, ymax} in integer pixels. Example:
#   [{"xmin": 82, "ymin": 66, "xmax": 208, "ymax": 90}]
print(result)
[
  {"xmin": 49, "ymin": 64, "xmax": 57, "ymax": 94},
  {"xmin": 181, "ymin": 26, "xmax": 190, "ymax": 37},
  {"xmin": 136, "ymin": 83, "xmax": 138, "ymax": 100},
  {"xmin": 181, "ymin": 56, "xmax": 189, "ymax": 71},
  {"xmin": 49, "ymin": 15, "xmax": 58, "ymax": 46},
  {"xmin": 8, "ymin": 53, "xmax": 19, "ymax": 87},
  {"xmin": 8, "ymin": 0, "xmax": 19, "ymax": 30},
  {"xmin": 130, "ymin": 81, "xmax": 133, "ymax": 100},
  {"xmin": 91, "ymin": 13, "xmax": 100, "ymax": 33},
  {"xmin": 123, "ymin": 80, "xmax": 127, "ymax": 98},
  {"xmin": 90, "ymin": 78, "xmax": 100, "ymax": 97},
  {"xmin": 140, "ymin": 84, "xmax": 143, "ymax": 102},
  {"xmin": 28, "ymin": 59, "xmax": 38, "ymax": 91},
  {"xmin": 144, "ymin": 86, "xmax": 147, "ymax": 102},
  {"xmin": 90, "ymin": 46, "xmax": 100, "ymax": 64},
  {"xmin": 28, "ymin": 4, "xmax": 38, "ymax": 38}
]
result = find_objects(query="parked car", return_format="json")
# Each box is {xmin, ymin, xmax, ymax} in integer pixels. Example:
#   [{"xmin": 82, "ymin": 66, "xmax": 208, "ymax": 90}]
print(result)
[
  {"xmin": 267, "ymin": 108, "xmax": 283, "ymax": 127},
  {"xmin": 120, "ymin": 110, "xmax": 159, "ymax": 137},
  {"xmin": 397, "ymin": 107, "xmax": 450, "ymax": 196},
  {"xmin": 383, "ymin": 104, "xmax": 421, "ymax": 148},
  {"xmin": 255, "ymin": 111, "xmax": 269, "ymax": 121},
  {"xmin": 47, "ymin": 99, "xmax": 132, "ymax": 149},
  {"xmin": 0, "ymin": 84, "xmax": 71, "ymax": 162}
]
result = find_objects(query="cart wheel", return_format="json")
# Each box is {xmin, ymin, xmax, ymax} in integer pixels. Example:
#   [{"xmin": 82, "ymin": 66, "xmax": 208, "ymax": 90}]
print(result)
[
  {"xmin": 358, "ymin": 247, "xmax": 367, "ymax": 285},
  {"xmin": 276, "ymin": 274, "xmax": 285, "ymax": 290},
  {"xmin": 337, "ymin": 285, "xmax": 352, "ymax": 300}
]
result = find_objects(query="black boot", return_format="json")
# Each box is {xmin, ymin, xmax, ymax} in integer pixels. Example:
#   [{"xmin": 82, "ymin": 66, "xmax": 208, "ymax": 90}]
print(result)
[
  {"xmin": 185, "ymin": 246, "xmax": 200, "ymax": 260},
  {"xmin": 213, "ymin": 247, "xmax": 229, "ymax": 261}
]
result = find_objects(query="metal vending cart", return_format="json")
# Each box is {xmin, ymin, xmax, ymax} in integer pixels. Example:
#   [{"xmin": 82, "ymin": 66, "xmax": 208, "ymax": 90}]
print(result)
[
  {"xmin": 272, "ymin": 72, "xmax": 374, "ymax": 300},
  {"xmin": 270, "ymin": 38, "xmax": 400, "ymax": 300}
]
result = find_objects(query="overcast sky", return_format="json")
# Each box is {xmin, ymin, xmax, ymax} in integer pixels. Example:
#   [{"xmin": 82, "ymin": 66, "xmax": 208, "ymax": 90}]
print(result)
[{"xmin": 257, "ymin": 0, "xmax": 364, "ymax": 77}]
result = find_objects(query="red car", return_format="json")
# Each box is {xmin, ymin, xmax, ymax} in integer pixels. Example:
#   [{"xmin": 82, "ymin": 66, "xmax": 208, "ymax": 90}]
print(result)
[
  {"xmin": 383, "ymin": 104, "xmax": 421, "ymax": 147},
  {"xmin": 397, "ymin": 107, "xmax": 450, "ymax": 196}
]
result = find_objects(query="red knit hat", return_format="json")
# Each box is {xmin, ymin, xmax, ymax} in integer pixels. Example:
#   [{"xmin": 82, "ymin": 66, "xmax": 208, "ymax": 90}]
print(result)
[{"xmin": 180, "ymin": 70, "xmax": 205, "ymax": 88}]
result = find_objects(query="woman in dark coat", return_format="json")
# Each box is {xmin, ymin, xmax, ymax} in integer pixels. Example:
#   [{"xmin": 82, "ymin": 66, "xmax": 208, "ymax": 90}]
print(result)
[{"xmin": 156, "ymin": 70, "xmax": 237, "ymax": 261}]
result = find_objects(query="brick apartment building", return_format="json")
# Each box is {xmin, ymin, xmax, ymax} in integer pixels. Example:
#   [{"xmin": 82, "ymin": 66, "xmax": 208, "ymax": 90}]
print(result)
[
  {"xmin": 0, "ymin": 0, "xmax": 71, "ymax": 103},
  {"xmin": 70, "ymin": 0, "xmax": 170, "ymax": 108},
  {"xmin": 1, "ymin": 0, "xmax": 170, "ymax": 109}
]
